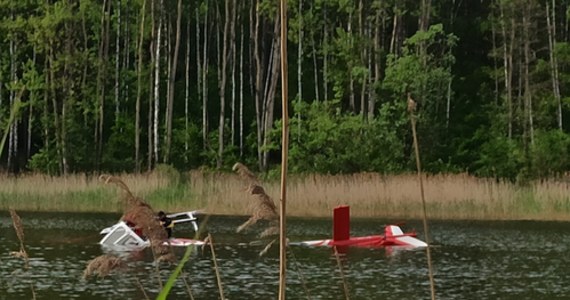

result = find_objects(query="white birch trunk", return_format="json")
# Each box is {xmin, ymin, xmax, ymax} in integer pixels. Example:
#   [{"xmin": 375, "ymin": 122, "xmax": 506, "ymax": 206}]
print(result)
[
  {"xmin": 202, "ymin": 0, "xmax": 209, "ymax": 149},
  {"xmin": 115, "ymin": 0, "xmax": 121, "ymax": 123},
  {"xmin": 153, "ymin": 0, "xmax": 163, "ymax": 165},
  {"xmin": 546, "ymin": 0, "xmax": 563, "ymax": 130},
  {"xmin": 239, "ymin": 5, "xmax": 245, "ymax": 157}
]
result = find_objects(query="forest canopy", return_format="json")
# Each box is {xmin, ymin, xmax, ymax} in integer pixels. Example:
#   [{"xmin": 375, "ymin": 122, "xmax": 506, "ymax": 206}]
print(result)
[{"xmin": 0, "ymin": 0, "xmax": 569, "ymax": 181}]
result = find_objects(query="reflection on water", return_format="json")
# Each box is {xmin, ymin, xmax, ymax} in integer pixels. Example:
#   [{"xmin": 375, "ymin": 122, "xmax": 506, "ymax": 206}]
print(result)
[{"xmin": 1, "ymin": 212, "xmax": 570, "ymax": 299}]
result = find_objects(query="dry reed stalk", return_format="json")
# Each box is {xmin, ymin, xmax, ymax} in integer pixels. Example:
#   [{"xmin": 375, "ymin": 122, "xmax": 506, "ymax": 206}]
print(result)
[
  {"xmin": 180, "ymin": 271, "xmax": 195, "ymax": 300},
  {"xmin": 232, "ymin": 163, "xmax": 279, "ymax": 237},
  {"xmin": 30, "ymin": 283, "xmax": 36, "ymax": 300},
  {"xmin": 258, "ymin": 239, "xmax": 277, "ymax": 257},
  {"xmin": 232, "ymin": 162, "xmax": 260, "ymax": 184},
  {"xmin": 204, "ymin": 234, "xmax": 225, "ymax": 300},
  {"xmin": 333, "ymin": 247, "xmax": 350, "ymax": 300},
  {"xmin": 134, "ymin": 276, "xmax": 151, "ymax": 300},
  {"xmin": 83, "ymin": 254, "xmax": 126, "ymax": 279},
  {"xmin": 8, "ymin": 209, "xmax": 35, "ymax": 299},
  {"xmin": 288, "ymin": 248, "xmax": 312, "ymax": 300},
  {"xmin": 409, "ymin": 93, "xmax": 436, "ymax": 300},
  {"xmin": 9, "ymin": 209, "xmax": 29, "ymax": 269}
]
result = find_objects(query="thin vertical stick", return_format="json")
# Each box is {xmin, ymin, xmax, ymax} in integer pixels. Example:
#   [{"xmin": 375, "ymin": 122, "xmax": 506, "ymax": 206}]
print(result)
[
  {"xmin": 180, "ymin": 271, "xmax": 195, "ymax": 300},
  {"xmin": 149, "ymin": 245, "xmax": 163, "ymax": 290},
  {"xmin": 408, "ymin": 93, "xmax": 436, "ymax": 300},
  {"xmin": 134, "ymin": 276, "xmax": 150, "ymax": 300},
  {"xmin": 207, "ymin": 234, "xmax": 225, "ymax": 300},
  {"xmin": 288, "ymin": 248, "xmax": 311, "ymax": 300},
  {"xmin": 333, "ymin": 247, "xmax": 350, "ymax": 300},
  {"xmin": 279, "ymin": 0, "xmax": 289, "ymax": 299}
]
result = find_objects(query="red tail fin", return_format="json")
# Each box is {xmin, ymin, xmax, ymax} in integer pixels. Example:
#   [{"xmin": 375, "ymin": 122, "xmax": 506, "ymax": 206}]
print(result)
[{"xmin": 333, "ymin": 205, "xmax": 350, "ymax": 241}]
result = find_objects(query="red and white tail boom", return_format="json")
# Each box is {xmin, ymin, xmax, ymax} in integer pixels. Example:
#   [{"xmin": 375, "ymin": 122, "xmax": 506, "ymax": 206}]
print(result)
[{"xmin": 299, "ymin": 205, "xmax": 427, "ymax": 248}]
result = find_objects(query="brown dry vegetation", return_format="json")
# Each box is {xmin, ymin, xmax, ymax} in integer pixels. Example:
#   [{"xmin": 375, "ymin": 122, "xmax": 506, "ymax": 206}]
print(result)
[
  {"xmin": 1, "ymin": 171, "xmax": 570, "ymax": 220},
  {"xmin": 232, "ymin": 163, "xmax": 279, "ymax": 237},
  {"xmin": 190, "ymin": 171, "xmax": 570, "ymax": 220},
  {"xmin": 83, "ymin": 254, "xmax": 127, "ymax": 279},
  {"xmin": 9, "ymin": 209, "xmax": 29, "ymax": 268}
]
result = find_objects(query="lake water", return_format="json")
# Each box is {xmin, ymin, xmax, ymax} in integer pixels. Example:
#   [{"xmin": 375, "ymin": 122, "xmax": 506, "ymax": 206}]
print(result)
[{"xmin": 1, "ymin": 211, "xmax": 570, "ymax": 299}]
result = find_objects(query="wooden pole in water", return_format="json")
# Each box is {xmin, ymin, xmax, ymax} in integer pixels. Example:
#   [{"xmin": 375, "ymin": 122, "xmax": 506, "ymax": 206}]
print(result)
[
  {"xmin": 278, "ymin": 0, "xmax": 289, "ymax": 299},
  {"xmin": 408, "ymin": 93, "xmax": 436, "ymax": 300}
]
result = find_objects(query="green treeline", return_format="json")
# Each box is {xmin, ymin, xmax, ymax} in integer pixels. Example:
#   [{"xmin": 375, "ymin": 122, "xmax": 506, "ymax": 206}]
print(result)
[{"xmin": 0, "ymin": 0, "xmax": 569, "ymax": 180}]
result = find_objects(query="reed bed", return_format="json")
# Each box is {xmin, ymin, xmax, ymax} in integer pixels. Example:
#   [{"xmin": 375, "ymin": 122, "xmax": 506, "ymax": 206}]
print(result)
[{"xmin": 1, "ymin": 171, "xmax": 570, "ymax": 220}]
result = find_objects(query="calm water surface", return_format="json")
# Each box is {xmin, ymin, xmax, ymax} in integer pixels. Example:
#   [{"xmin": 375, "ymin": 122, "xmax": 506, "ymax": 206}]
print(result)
[{"xmin": 1, "ymin": 211, "xmax": 570, "ymax": 300}]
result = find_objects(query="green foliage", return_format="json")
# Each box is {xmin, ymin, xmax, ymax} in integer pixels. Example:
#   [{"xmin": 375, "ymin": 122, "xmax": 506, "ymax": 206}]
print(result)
[
  {"xmin": 530, "ymin": 130, "xmax": 570, "ymax": 178},
  {"xmin": 201, "ymin": 123, "xmax": 241, "ymax": 171},
  {"xmin": 274, "ymin": 101, "xmax": 405, "ymax": 174},
  {"xmin": 27, "ymin": 147, "xmax": 60, "ymax": 175},
  {"xmin": 169, "ymin": 119, "xmax": 203, "ymax": 170},
  {"xmin": 101, "ymin": 116, "xmax": 136, "ymax": 172},
  {"xmin": 383, "ymin": 24, "xmax": 457, "ymax": 108},
  {"xmin": 475, "ymin": 135, "xmax": 523, "ymax": 180},
  {"xmin": 1, "ymin": 0, "xmax": 570, "ymax": 184}
]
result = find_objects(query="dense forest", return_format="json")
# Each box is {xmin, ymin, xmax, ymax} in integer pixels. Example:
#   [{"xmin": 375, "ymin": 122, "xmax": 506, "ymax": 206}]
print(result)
[{"xmin": 0, "ymin": 0, "xmax": 569, "ymax": 180}]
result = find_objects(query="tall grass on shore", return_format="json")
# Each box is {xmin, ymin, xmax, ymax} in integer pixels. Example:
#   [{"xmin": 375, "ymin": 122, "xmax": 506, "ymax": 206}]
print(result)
[{"xmin": 1, "ymin": 171, "xmax": 570, "ymax": 220}]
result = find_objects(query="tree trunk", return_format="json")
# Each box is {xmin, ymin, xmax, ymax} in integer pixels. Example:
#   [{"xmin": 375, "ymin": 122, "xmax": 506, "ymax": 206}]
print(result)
[
  {"xmin": 262, "ymin": 18, "xmax": 281, "ymax": 170},
  {"xmin": 230, "ymin": 1, "xmax": 237, "ymax": 147},
  {"xmin": 164, "ymin": 14, "xmax": 171, "ymax": 153},
  {"xmin": 135, "ymin": 0, "xmax": 147, "ymax": 173},
  {"xmin": 202, "ymin": 0, "xmax": 210, "ymax": 150},
  {"xmin": 195, "ymin": 4, "xmax": 202, "ymax": 153},
  {"xmin": 123, "ymin": 0, "xmax": 130, "ymax": 103},
  {"xmin": 312, "ymin": 38, "xmax": 320, "ymax": 102},
  {"xmin": 546, "ymin": 0, "xmax": 563, "ymax": 130},
  {"xmin": 491, "ymin": 0, "xmax": 499, "ymax": 104},
  {"xmin": 165, "ymin": 0, "xmax": 183, "ymax": 163},
  {"xmin": 8, "ymin": 24, "xmax": 16, "ymax": 170},
  {"xmin": 43, "ymin": 57, "xmax": 50, "ymax": 154},
  {"xmin": 49, "ymin": 46, "xmax": 63, "ymax": 174},
  {"xmin": 420, "ymin": 0, "xmax": 432, "ymax": 32},
  {"xmin": 499, "ymin": 1, "xmax": 514, "ymax": 138},
  {"xmin": 217, "ymin": 0, "xmax": 230, "ymax": 168},
  {"xmin": 348, "ymin": 9, "xmax": 355, "ymax": 111},
  {"xmin": 148, "ymin": 0, "xmax": 156, "ymax": 170},
  {"xmin": 153, "ymin": 0, "xmax": 163, "ymax": 166},
  {"xmin": 523, "ymin": 4, "xmax": 534, "ymax": 145},
  {"xmin": 239, "ymin": 4, "xmax": 245, "ymax": 157},
  {"xmin": 359, "ymin": 0, "xmax": 367, "ymax": 119},
  {"xmin": 389, "ymin": 4, "xmax": 399, "ymax": 56},
  {"xmin": 253, "ymin": 0, "xmax": 264, "ymax": 170},
  {"xmin": 96, "ymin": 0, "xmax": 110, "ymax": 171},
  {"xmin": 184, "ymin": 13, "xmax": 191, "ymax": 163},
  {"xmin": 323, "ymin": 5, "xmax": 328, "ymax": 101},
  {"xmin": 297, "ymin": 0, "xmax": 303, "ymax": 138},
  {"xmin": 27, "ymin": 49, "xmax": 36, "ymax": 159},
  {"xmin": 369, "ymin": 8, "xmax": 381, "ymax": 119},
  {"xmin": 114, "ymin": 0, "xmax": 121, "ymax": 123}
]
